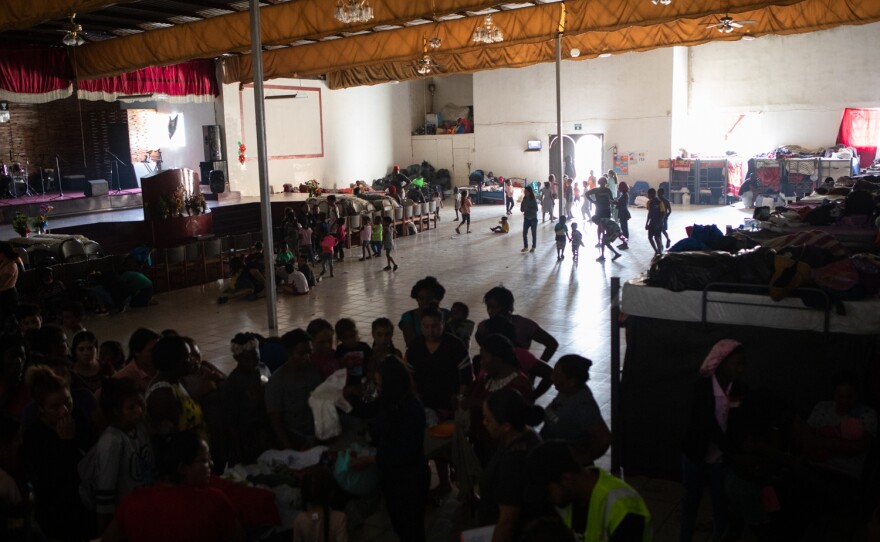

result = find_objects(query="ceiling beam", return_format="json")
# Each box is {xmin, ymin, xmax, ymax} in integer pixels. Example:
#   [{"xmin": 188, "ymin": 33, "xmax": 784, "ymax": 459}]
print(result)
[
  {"xmin": 105, "ymin": 4, "xmax": 206, "ymax": 21},
  {"xmin": 0, "ymin": 0, "xmax": 140, "ymax": 32},
  {"xmin": 73, "ymin": 0, "xmax": 539, "ymax": 78}
]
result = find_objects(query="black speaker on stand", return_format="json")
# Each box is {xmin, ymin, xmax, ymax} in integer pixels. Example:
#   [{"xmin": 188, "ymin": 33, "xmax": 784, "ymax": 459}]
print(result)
[{"xmin": 209, "ymin": 170, "xmax": 226, "ymax": 194}]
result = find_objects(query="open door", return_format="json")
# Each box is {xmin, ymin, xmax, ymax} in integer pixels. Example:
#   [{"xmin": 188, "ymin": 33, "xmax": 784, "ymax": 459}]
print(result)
[{"xmin": 549, "ymin": 133, "xmax": 604, "ymax": 181}]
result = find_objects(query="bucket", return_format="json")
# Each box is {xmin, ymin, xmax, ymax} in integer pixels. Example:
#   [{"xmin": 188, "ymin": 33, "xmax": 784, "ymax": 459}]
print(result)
[
  {"xmin": 394, "ymin": 208, "xmax": 404, "ymax": 220},
  {"xmin": 403, "ymin": 205, "xmax": 413, "ymax": 218},
  {"xmin": 420, "ymin": 202, "xmax": 429, "ymax": 215},
  {"xmin": 349, "ymin": 215, "xmax": 362, "ymax": 229},
  {"xmin": 428, "ymin": 201, "xmax": 437, "ymax": 213},
  {"xmin": 372, "ymin": 211, "xmax": 383, "ymax": 222}
]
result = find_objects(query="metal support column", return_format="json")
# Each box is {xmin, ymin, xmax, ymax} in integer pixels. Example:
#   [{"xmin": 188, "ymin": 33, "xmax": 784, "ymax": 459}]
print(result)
[
  {"xmin": 610, "ymin": 276, "xmax": 622, "ymax": 475},
  {"xmin": 249, "ymin": 0, "xmax": 278, "ymax": 329},
  {"xmin": 555, "ymin": 33, "xmax": 565, "ymax": 220}
]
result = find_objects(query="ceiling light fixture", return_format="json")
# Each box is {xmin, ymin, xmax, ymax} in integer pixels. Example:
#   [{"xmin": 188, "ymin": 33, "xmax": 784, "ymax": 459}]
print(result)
[
  {"xmin": 473, "ymin": 14, "xmax": 503, "ymax": 44},
  {"xmin": 651, "ymin": 0, "xmax": 672, "ymax": 4},
  {"xmin": 598, "ymin": 53, "xmax": 612, "ymax": 58},
  {"xmin": 60, "ymin": 13, "xmax": 86, "ymax": 47},
  {"xmin": 334, "ymin": 0, "xmax": 374, "ymax": 24}
]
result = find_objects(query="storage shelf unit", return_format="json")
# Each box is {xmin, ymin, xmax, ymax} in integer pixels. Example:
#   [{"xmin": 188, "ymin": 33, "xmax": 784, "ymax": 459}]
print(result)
[{"xmin": 668, "ymin": 158, "xmax": 728, "ymax": 204}]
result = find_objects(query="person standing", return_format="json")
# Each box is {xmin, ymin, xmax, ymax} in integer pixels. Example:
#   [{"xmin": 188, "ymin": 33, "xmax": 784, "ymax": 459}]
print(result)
[
  {"xmin": 581, "ymin": 180, "xmax": 592, "ymax": 221},
  {"xmin": 616, "ymin": 182, "xmax": 631, "ymax": 250},
  {"xmin": 658, "ymin": 188, "xmax": 673, "ymax": 249},
  {"xmin": 563, "ymin": 177, "xmax": 574, "ymax": 219},
  {"xmin": 540, "ymin": 179, "xmax": 555, "ymax": 223},
  {"xmin": 455, "ymin": 190, "xmax": 472, "ymax": 235},
  {"xmin": 454, "ymin": 188, "xmax": 462, "ymax": 221},
  {"xmin": 554, "ymin": 217, "xmax": 570, "ymax": 261},
  {"xmin": 520, "ymin": 186, "xmax": 539, "ymax": 253},
  {"xmin": 504, "ymin": 179, "xmax": 515, "ymax": 216},
  {"xmin": 586, "ymin": 178, "xmax": 614, "ymax": 247},
  {"xmin": 382, "ymin": 216, "xmax": 398, "ymax": 271},
  {"xmin": 606, "ymin": 169, "xmax": 619, "ymax": 199},
  {"xmin": 358, "ymin": 216, "xmax": 373, "ymax": 261},
  {"xmin": 645, "ymin": 188, "xmax": 664, "ymax": 255}
]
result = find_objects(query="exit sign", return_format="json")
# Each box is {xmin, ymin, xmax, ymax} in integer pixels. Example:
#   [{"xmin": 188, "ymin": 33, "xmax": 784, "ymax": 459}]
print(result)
[{"xmin": 574, "ymin": 123, "xmax": 582, "ymax": 130}]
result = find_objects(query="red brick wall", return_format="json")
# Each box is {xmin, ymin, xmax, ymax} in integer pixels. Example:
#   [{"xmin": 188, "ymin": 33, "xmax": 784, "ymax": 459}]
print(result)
[{"xmin": 0, "ymin": 96, "xmax": 127, "ymax": 182}]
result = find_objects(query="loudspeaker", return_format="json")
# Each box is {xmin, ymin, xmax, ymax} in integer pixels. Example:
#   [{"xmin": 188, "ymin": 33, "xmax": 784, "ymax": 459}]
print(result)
[
  {"xmin": 209, "ymin": 170, "xmax": 226, "ymax": 194},
  {"xmin": 202, "ymin": 125, "xmax": 223, "ymax": 162},
  {"xmin": 85, "ymin": 179, "xmax": 109, "ymax": 197}
]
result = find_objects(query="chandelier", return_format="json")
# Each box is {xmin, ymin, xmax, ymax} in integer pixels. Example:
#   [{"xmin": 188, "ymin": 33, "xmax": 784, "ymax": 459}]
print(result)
[
  {"xmin": 334, "ymin": 0, "xmax": 374, "ymax": 24},
  {"xmin": 473, "ymin": 14, "xmax": 503, "ymax": 44},
  {"xmin": 651, "ymin": 0, "xmax": 672, "ymax": 5}
]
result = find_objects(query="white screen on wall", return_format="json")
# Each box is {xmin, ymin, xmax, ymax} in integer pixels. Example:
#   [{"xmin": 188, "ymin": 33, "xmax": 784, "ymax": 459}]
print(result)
[{"xmin": 239, "ymin": 84, "xmax": 324, "ymax": 159}]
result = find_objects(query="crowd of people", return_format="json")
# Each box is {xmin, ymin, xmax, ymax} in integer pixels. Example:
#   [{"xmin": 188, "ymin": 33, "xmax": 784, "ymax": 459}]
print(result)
[
  {"xmin": 510, "ymin": 170, "xmax": 672, "ymax": 263},
  {"xmin": 0, "ymin": 271, "xmax": 661, "ymax": 542}
]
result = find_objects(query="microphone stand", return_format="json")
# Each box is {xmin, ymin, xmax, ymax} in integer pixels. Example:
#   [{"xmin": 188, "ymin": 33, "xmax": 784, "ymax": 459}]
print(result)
[
  {"xmin": 50, "ymin": 154, "xmax": 69, "ymax": 201},
  {"xmin": 106, "ymin": 150, "xmax": 126, "ymax": 193}
]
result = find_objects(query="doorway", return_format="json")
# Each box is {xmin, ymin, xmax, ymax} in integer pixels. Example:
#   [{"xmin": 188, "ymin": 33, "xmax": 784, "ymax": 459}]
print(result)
[{"xmin": 548, "ymin": 133, "xmax": 604, "ymax": 181}]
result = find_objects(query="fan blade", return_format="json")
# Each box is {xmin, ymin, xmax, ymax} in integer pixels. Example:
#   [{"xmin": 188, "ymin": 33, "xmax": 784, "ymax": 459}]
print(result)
[
  {"xmin": 737, "ymin": 20, "xmax": 757, "ymax": 25},
  {"xmin": 730, "ymin": 22, "xmax": 743, "ymax": 28},
  {"xmin": 705, "ymin": 23, "xmax": 721, "ymax": 28},
  {"xmin": 265, "ymin": 94, "xmax": 306, "ymax": 100}
]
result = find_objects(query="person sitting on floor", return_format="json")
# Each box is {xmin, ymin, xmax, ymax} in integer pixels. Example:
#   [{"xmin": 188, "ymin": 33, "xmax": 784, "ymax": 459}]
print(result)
[
  {"xmin": 120, "ymin": 257, "xmax": 154, "ymax": 309},
  {"xmin": 490, "ymin": 216, "xmax": 510, "ymax": 234},
  {"xmin": 281, "ymin": 264, "xmax": 310, "ymax": 296}
]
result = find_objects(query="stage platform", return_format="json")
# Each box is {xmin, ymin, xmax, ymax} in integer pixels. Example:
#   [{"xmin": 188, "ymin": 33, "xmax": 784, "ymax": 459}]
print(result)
[{"xmin": 0, "ymin": 188, "xmax": 143, "ymax": 224}]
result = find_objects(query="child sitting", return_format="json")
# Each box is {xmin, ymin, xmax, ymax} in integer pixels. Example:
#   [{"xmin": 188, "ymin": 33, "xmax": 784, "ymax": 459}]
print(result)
[
  {"xmin": 265, "ymin": 329, "xmax": 323, "ymax": 450},
  {"xmin": 99, "ymin": 341, "xmax": 126, "ymax": 374},
  {"xmin": 15, "ymin": 304, "xmax": 41, "ymax": 333},
  {"xmin": 61, "ymin": 302, "xmax": 87, "ymax": 349},
  {"xmin": 90, "ymin": 378, "xmax": 154, "ymax": 531},
  {"xmin": 292, "ymin": 467, "xmax": 347, "ymax": 542},
  {"xmin": 281, "ymin": 264, "xmax": 310, "ymax": 296},
  {"xmin": 446, "ymin": 302, "xmax": 475, "ymax": 350},
  {"xmin": 297, "ymin": 255, "xmax": 319, "ymax": 288},
  {"xmin": 570, "ymin": 222, "xmax": 585, "ymax": 263},
  {"xmin": 489, "ymin": 216, "xmax": 510, "ymax": 234},
  {"xmin": 275, "ymin": 243, "xmax": 294, "ymax": 266},
  {"xmin": 596, "ymin": 218, "xmax": 624, "ymax": 262}
]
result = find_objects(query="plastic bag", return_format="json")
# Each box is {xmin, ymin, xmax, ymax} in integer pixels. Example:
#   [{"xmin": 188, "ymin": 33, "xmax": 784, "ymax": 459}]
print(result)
[
  {"xmin": 333, "ymin": 443, "xmax": 379, "ymax": 496},
  {"xmin": 308, "ymin": 369, "xmax": 352, "ymax": 441}
]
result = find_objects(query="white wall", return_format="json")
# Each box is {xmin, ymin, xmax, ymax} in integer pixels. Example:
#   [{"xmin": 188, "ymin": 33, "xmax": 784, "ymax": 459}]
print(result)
[
  {"xmin": 685, "ymin": 22, "xmax": 880, "ymax": 159},
  {"xmin": 474, "ymin": 48, "xmax": 674, "ymax": 185},
  {"xmin": 150, "ymin": 101, "xmax": 217, "ymax": 171},
  {"xmin": 221, "ymin": 78, "xmax": 407, "ymax": 196}
]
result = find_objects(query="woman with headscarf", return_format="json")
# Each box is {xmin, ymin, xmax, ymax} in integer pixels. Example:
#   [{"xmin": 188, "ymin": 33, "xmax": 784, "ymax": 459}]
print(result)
[{"xmin": 680, "ymin": 339, "xmax": 749, "ymax": 542}]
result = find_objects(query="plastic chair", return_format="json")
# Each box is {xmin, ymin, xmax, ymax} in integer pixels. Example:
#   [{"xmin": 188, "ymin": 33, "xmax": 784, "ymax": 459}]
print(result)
[
  {"xmin": 83, "ymin": 241, "xmax": 104, "ymax": 260},
  {"xmin": 202, "ymin": 238, "xmax": 224, "ymax": 282},
  {"xmin": 60, "ymin": 239, "xmax": 87, "ymax": 263}
]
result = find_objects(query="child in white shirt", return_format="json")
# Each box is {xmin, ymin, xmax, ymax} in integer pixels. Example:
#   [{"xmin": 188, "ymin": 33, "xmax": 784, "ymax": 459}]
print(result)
[{"xmin": 359, "ymin": 216, "xmax": 373, "ymax": 261}]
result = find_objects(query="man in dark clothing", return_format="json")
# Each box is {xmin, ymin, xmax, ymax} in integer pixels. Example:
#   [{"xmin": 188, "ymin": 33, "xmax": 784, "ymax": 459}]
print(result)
[
  {"xmin": 390, "ymin": 166, "xmax": 410, "ymax": 197},
  {"xmin": 585, "ymin": 178, "xmax": 614, "ymax": 246}
]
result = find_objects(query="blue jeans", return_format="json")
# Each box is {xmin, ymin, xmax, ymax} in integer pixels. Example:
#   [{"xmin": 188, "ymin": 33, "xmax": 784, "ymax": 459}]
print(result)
[
  {"xmin": 522, "ymin": 218, "xmax": 537, "ymax": 248},
  {"xmin": 680, "ymin": 455, "xmax": 729, "ymax": 542}
]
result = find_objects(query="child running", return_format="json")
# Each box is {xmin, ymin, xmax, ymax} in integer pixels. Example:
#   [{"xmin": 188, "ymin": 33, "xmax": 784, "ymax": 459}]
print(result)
[
  {"xmin": 597, "ymin": 217, "xmax": 624, "ymax": 262},
  {"xmin": 570, "ymin": 222, "xmax": 585, "ymax": 263},
  {"xmin": 489, "ymin": 216, "xmax": 510, "ymax": 234},
  {"xmin": 554, "ymin": 216, "xmax": 570, "ymax": 261},
  {"xmin": 382, "ymin": 216, "xmax": 398, "ymax": 271},
  {"xmin": 645, "ymin": 188, "xmax": 664, "ymax": 255},
  {"xmin": 359, "ymin": 216, "xmax": 373, "ymax": 261}
]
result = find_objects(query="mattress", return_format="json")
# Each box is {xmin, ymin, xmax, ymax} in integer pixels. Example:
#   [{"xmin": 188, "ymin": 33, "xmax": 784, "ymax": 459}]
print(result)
[{"xmin": 621, "ymin": 278, "xmax": 880, "ymax": 335}]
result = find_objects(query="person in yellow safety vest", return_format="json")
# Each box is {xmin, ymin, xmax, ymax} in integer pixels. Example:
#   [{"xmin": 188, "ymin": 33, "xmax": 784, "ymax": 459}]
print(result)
[{"xmin": 526, "ymin": 440, "xmax": 652, "ymax": 542}]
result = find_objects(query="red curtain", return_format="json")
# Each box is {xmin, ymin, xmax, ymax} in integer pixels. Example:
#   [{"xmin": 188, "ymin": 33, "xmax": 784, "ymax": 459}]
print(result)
[
  {"xmin": 837, "ymin": 108, "xmax": 880, "ymax": 169},
  {"xmin": 0, "ymin": 46, "xmax": 73, "ymax": 103},
  {"xmin": 78, "ymin": 59, "xmax": 218, "ymax": 102}
]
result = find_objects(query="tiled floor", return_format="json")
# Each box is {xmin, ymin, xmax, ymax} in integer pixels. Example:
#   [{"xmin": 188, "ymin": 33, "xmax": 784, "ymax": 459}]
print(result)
[{"xmin": 63, "ymin": 201, "xmax": 769, "ymax": 540}]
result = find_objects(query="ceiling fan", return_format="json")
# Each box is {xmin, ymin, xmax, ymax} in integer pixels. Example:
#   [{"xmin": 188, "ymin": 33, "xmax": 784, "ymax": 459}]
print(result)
[
  {"xmin": 58, "ymin": 13, "xmax": 89, "ymax": 46},
  {"xmin": 707, "ymin": 14, "xmax": 756, "ymax": 33},
  {"xmin": 415, "ymin": 36, "xmax": 445, "ymax": 76}
]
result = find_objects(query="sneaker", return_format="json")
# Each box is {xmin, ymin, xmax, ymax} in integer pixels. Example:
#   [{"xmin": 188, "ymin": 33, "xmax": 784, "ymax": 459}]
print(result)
[
  {"xmin": 358, "ymin": 257, "xmax": 366, "ymax": 261},
  {"xmin": 595, "ymin": 243, "xmax": 602, "ymax": 248},
  {"xmin": 217, "ymin": 296, "xmax": 229, "ymax": 304},
  {"xmin": 393, "ymin": 264, "xmax": 399, "ymax": 271},
  {"xmin": 529, "ymin": 247, "xmax": 535, "ymax": 253},
  {"xmin": 612, "ymin": 253, "xmax": 622, "ymax": 261},
  {"xmin": 617, "ymin": 243, "xmax": 629, "ymax": 250},
  {"xmin": 596, "ymin": 256, "xmax": 606, "ymax": 262},
  {"xmin": 383, "ymin": 265, "xmax": 392, "ymax": 271},
  {"xmin": 521, "ymin": 247, "xmax": 528, "ymax": 253}
]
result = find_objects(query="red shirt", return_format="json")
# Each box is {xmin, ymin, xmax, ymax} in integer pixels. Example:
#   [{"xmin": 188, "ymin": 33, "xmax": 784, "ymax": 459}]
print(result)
[{"xmin": 115, "ymin": 485, "xmax": 238, "ymax": 542}]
